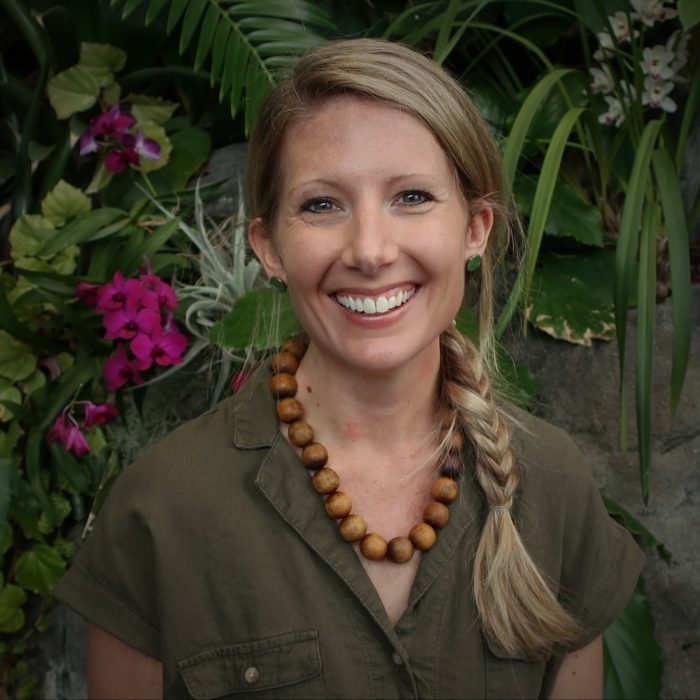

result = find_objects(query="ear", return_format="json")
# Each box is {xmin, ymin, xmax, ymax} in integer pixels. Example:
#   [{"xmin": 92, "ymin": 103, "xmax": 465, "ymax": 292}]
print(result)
[
  {"xmin": 248, "ymin": 217, "xmax": 286, "ymax": 282},
  {"xmin": 464, "ymin": 206, "xmax": 494, "ymax": 261}
]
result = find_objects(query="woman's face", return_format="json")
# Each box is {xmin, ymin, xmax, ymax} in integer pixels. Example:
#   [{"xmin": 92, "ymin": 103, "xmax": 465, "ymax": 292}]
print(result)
[{"xmin": 250, "ymin": 95, "xmax": 492, "ymax": 375}]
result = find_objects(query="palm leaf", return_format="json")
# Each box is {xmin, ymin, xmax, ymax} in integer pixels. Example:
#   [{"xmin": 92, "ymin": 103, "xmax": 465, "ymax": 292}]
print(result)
[{"xmin": 113, "ymin": 0, "xmax": 335, "ymax": 131}]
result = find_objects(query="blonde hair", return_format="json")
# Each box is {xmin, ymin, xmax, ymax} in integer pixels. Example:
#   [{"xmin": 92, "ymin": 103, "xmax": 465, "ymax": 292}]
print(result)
[{"xmin": 246, "ymin": 38, "xmax": 580, "ymax": 660}]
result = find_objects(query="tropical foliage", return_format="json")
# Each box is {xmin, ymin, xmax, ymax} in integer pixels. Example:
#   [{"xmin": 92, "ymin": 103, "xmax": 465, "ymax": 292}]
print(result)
[{"xmin": 1, "ymin": 0, "xmax": 696, "ymax": 696}]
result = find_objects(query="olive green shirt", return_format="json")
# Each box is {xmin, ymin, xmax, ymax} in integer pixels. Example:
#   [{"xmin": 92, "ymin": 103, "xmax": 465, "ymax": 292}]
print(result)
[{"xmin": 54, "ymin": 367, "xmax": 644, "ymax": 699}]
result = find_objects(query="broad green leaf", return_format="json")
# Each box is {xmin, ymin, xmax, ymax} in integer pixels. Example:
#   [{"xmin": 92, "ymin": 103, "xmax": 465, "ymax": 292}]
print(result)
[
  {"xmin": 14, "ymin": 544, "xmax": 66, "ymax": 596},
  {"xmin": 527, "ymin": 250, "xmax": 617, "ymax": 345},
  {"xmin": 0, "ymin": 332, "xmax": 36, "ymax": 382},
  {"xmin": 604, "ymin": 584, "xmax": 663, "ymax": 699},
  {"xmin": 129, "ymin": 94, "xmax": 178, "ymax": 125},
  {"xmin": 0, "ymin": 420, "xmax": 22, "ymax": 457},
  {"xmin": 0, "ymin": 521, "xmax": 11, "ymax": 555},
  {"xmin": 50, "ymin": 444, "xmax": 92, "ymax": 493},
  {"xmin": 138, "ymin": 122, "xmax": 172, "ymax": 173},
  {"xmin": 86, "ymin": 162, "xmax": 115, "ymax": 194},
  {"xmin": 515, "ymin": 178, "xmax": 604, "ymax": 247},
  {"xmin": 53, "ymin": 537, "xmax": 76, "ymax": 560},
  {"xmin": 0, "ymin": 457, "xmax": 11, "ymax": 523},
  {"xmin": 497, "ymin": 354, "xmax": 537, "ymax": 410},
  {"xmin": 14, "ymin": 245, "xmax": 79, "ymax": 276},
  {"xmin": 636, "ymin": 204, "xmax": 658, "ymax": 502},
  {"xmin": 652, "ymin": 148, "xmax": 692, "ymax": 414},
  {"xmin": 79, "ymin": 42, "xmax": 127, "ymax": 74},
  {"xmin": 211, "ymin": 289, "xmax": 301, "ymax": 351},
  {"xmin": 604, "ymin": 496, "xmax": 671, "ymax": 562},
  {"xmin": 0, "ymin": 379, "xmax": 22, "ymax": 422},
  {"xmin": 37, "ymin": 493, "xmax": 72, "ymax": 534},
  {"xmin": 146, "ymin": 126, "xmax": 211, "ymax": 193},
  {"xmin": 46, "ymin": 65, "xmax": 101, "ymax": 119},
  {"xmin": 0, "ymin": 584, "xmax": 27, "ymax": 634},
  {"xmin": 18, "ymin": 368, "xmax": 46, "ymax": 395},
  {"xmin": 9, "ymin": 214, "xmax": 57, "ymax": 259},
  {"xmin": 678, "ymin": 0, "xmax": 700, "ymax": 29},
  {"xmin": 102, "ymin": 81, "xmax": 122, "ymax": 105},
  {"xmin": 41, "ymin": 180, "xmax": 91, "ymax": 228}
]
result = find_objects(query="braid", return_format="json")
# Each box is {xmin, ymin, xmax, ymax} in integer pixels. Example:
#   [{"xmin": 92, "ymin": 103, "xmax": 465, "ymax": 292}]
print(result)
[{"xmin": 439, "ymin": 327, "xmax": 581, "ymax": 661}]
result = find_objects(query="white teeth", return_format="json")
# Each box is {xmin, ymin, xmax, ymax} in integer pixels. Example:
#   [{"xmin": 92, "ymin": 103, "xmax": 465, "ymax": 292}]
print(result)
[{"xmin": 335, "ymin": 288, "xmax": 415, "ymax": 315}]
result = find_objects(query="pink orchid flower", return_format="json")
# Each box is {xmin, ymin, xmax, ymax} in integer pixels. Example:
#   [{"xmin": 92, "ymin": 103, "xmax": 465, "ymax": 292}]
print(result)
[
  {"xmin": 83, "ymin": 402, "xmax": 118, "ymax": 428},
  {"xmin": 104, "ymin": 129, "xmax": 160, "ymax": 173},
  {"xmin": 75, "ymin": 282, "xmax": 101, "ymax": 306},
  {"xmin": 79, "ymin": 104, "xmax": 136, "ymax": 156},
  {"xmin": 103, "ymin": 344, "xmax": 145, "ymax": 391},
  {"xmin": 139, "ymin": 273, "xmax": 178, "ymax": 310},
  {"xmin": 64, "ymin": 424, "xmax": 91, "ymax": 457},
  {"xmin": 96, "ymin": 272, "xmax": 149, "ymax": 313},
  {"xmin": 130, "ymin": 326, "xmax": 188, "ymax": 369},
  {"xmin": 103, "ymin": 297, "xmax": 161, "ymax": 340},
  {"xmin": 47, "ymin": 415, "xmax": 68, "ymax": 444}
]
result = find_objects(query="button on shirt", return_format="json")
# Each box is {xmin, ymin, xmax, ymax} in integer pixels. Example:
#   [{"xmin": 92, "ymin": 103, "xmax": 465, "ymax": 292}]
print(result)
[{"xmin": 53, "ymin": 367, "xmax": 644, "ymax": 698}]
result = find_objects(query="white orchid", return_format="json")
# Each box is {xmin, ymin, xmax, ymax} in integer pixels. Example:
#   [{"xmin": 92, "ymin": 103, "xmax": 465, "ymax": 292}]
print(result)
[
  {"xmin": 641, "ymin": 45, "xmax": 675, "ymax": 80},
  {"xmin": 630, "ymin": 0, "xmax": 678, "ymax": 27},
  {"xmin": 590, "ymin": 65, "xmax": 614, "ymax": 94},
  {"xmin": 667, "ymin": 30, "xmax": 689, "ymax": 73},
  {"xmin": 593, "ymin": 31, "xmax": 614, "ymax": 61},
  {"xmin": 598, "ymin": 95, "xmax": 626, "ymax": 127},
  {"xmin": 609, "ymin": 12, "xmax": 635, "ymax": 42},
  {"xmin": 642, "ymin": 77, "xmax": 677, "ymax": 112}
]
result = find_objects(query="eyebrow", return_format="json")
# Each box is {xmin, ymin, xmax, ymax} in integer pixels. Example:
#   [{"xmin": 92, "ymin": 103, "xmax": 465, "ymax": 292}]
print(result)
[{"xmin": 287, "ymin": 173, "xmax": 444, "ymax": 196}]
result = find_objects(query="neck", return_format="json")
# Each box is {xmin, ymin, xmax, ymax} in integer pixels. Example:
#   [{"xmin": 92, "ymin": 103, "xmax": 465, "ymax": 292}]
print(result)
[{"xmin": 293, "ymin": 340, "xmax": 442, "ymax": 455}]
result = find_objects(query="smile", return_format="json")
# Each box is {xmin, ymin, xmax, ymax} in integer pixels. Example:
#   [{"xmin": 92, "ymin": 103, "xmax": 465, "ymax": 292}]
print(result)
[{"xmin": 334, "ymin": 287, "xmax": 416, "ymax": 315}]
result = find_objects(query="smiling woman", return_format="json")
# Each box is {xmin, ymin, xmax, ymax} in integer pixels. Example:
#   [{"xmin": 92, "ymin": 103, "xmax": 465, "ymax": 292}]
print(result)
[{"xmin": 53, "ymin": 39, "xmax": 644, "ymax": 699}]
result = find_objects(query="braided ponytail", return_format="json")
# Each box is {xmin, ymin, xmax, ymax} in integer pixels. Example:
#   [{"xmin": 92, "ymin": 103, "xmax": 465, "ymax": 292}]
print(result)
[{"xmin": 439, "ymin": 327, "xmax": 581, "ymax": 660}]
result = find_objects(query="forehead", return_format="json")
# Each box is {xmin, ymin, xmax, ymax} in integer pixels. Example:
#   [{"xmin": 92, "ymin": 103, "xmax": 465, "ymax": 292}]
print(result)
[{"xmin": 277, "ymin": 95, "xmax": 454, "ymax": 188}]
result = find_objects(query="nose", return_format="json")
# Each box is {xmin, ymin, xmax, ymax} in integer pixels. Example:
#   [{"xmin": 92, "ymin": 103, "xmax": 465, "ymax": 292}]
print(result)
[{"xmin": 340, "ymin": 203, "xmax": 399, "ymax": 275}]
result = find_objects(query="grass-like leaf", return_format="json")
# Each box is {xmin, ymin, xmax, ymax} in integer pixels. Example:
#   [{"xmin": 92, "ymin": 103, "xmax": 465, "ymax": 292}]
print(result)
[
  {"xmin": 613, "ymin": 119, "xmax": 661, "ymax": 450},
  {"xmin": 652, "ymin": 147, "xmax": 692, "ymax": 415},
  {"xmin": 636, "ymin": 203, "xmax": 657, "ymax": 502}
]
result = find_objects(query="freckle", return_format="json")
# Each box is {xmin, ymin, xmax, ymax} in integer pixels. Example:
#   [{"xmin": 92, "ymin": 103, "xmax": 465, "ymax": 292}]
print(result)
[{"xmin": 307, "ymin": 385, "xmax": 312, "ymax": 393}]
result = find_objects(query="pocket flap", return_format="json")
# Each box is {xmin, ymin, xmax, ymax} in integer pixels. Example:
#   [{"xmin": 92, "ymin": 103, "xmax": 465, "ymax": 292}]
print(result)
[{"xmin": 178, "ymin": 630, "xmax": 321, "ymax": 698}]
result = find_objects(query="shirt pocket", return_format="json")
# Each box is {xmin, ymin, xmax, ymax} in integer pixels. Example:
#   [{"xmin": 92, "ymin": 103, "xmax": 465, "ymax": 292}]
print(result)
[
  {"xmin": 484, "ymin": 647, "xmax": 546, "ymax": 699},
  {"xmin": 177, "ymin": 630, "xmax": 322, "ymax": 699}
]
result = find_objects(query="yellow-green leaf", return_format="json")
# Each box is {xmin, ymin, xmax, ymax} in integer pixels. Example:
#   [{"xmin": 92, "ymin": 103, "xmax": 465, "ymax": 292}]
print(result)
[
  {"xmin": 46, "ymin": 65, "xmax": 101, "ymax": 119},
  {"xmin": 0, "ymin": 584, "xmax": 27, "ymax": 633},
  {"xmin": 0, "ymin": 332, "xmax": 36, "ymax": 382},
  {"xmin": 137, "ymin": 121, "xmax": 172, "ymax": 173},
  {"xmin": 79, "ymin": 42, "xmax": 127, "ymax": 73},
  {"xmin": 129, "ymin": 94, "xmax": 178, "ymax": 125},
  {"xmin": 41, "ymin": 180, "xmax": 91, "ymax": 228},
  {"xmin": 14, "ymin": 544, "xmax": 66, "ymax": 596}
]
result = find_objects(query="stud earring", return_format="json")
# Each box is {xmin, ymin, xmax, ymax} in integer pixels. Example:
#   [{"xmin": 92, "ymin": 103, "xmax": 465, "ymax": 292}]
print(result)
[
  {"xmin": 466, "ymin": 255, "xmax": 482, "ymax": 272},
  {"xmin": 269, "ymin": 276, "xmax": 287, "ymax": 293}
]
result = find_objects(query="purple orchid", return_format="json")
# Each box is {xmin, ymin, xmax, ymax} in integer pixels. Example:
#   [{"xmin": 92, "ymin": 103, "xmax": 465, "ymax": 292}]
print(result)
[
  {"xmin": 104, "ymin": 129, "xmax": 160, "ymax": 173},
  {"xmin": 130, "ymin": 326, "xmax": 188, "ymax": 369},
  {"xmin": 79, "ymin": 104, "xmax": 135, "ymax": 156}
]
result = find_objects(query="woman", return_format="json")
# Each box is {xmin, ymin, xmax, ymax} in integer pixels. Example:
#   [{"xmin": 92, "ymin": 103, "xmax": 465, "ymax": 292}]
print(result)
[{"xmin": 54, "ymin": 39, "xmax": 644, "ymax": 699}]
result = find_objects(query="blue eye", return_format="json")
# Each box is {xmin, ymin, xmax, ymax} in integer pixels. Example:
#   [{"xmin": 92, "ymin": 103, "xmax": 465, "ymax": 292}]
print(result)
[
  {"xmin": 301, "ymin": 198, "xmax": 336, "ymax": 213},
  {"xmin": 399, "ymin": 190, "xmax": 433, "ymax": 205}
]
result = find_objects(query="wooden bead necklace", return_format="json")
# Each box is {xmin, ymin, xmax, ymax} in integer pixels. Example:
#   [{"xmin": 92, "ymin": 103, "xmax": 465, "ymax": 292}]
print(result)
[{"xmin": 270, "ymin": 337, "xmax": 461, "ymax": 565}]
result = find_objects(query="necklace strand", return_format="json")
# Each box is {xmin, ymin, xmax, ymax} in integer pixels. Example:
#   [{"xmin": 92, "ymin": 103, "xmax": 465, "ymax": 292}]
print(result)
[{"xmin": 270, "ymin": 337, "xmax": 461, "ymax": 564}]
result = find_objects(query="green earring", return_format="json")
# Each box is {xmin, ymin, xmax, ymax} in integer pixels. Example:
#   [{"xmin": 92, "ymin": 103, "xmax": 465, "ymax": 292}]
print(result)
[
  {"xmin": 270, "ymin": 276, "xmax": 287, "ymax": 293},
  {"xmin": 466, "ymin": 255, "xmax": 481, "ymax": 272}
]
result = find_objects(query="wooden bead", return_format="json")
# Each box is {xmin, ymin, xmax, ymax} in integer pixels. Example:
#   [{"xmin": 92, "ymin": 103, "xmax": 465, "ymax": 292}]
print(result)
[
  {"xmin": 423, "ymin": 501, "xmax": 450, "ymax": 529},
  {"xmin": 271, "ymin": 351, "xmax": 298, "ymax": 375},
  {"xmin": 277, "ymin": 397, "xmax": 303, "ymax": 423},
  {"xmin": 431, "ymin": 477, "xmax": 459, "ymax": 504},
  {"xmin": 301, "ymin": 442, "xmax": 328, "ymax": 469},
  {"xmin": 360, "ymin": 533, "xmax": 388, "ymax": 560},
  {"xmin": 270, "ymin": 372, "xmax": 297, "ymax": 398},
  {"xmin": 312, "ymin": 468, "xmax": 340, "ymax": 495},
  {"xmin": 387, "ymin": 537, "xmax": 414, "ymax": 564},
  {"xmin": 339, "ymin": 514, "xmax": 367, "ymax": 542},
  {"xmin": 409, "ymin": 522, "xmax": 437, "ymax": 551},
  {"xmin": 325, "ymin": 492, "xmax": 352, "ymax": 519},
  {"xmin": 282, "ymin": 337, "xmax": 307, "ymax": 360},
  {"xmin": 288, "ymin": 421, "xmax": 314, "ymax": 447}
]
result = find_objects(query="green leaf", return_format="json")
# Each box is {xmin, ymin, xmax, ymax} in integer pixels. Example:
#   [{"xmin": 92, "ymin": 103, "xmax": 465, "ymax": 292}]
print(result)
[
  {"xmin": 14, "ymin": 543, "xmax": 66, "ymax": 596},
  {"xmin": 0, "ymin": 521, "xmax": 12, "ymax": 556},
  {"xmin": 0, "ymin": 585, "xmax": 27, "ymax": 634},
  {"xmin": 0, "ymin": 332, "xmax": 36, "ymax": 382},
  {"xmin": 604, "ymin": 583, "xmax": 663, "ymax": 699},
  {"xmin": 636, "ymin": 204, "xmax": 658, "ymax": 502},
  {"xmin": 146, "ymin": 126, "xmax": 211, "ymax": 193},
  {"xmin": 527, "ymin": 250, "xmax": 617, "ymax": 345},
  {"xmin": 652, "ymin": 148, "xmax": 692, "ymax": 414},
  {"xmin": 129, "ymin": 94, "xmax": 178, "ymax": 125},
  {"xmin": 195, "ymin": 4, "xmax": 221, "ymax": 70},
  {"xmin": 37, "ymin": 494, "xmax": 72, "ymax": 534},
  {"xmin": 102, "ymin": 81, "xmax": 122, "ymax": 105},
  {"xmin": 179, "ymin": 0, "xmax": 207, "ymax": 54},
  {"xmin": 9, "ymin": 214, "xmax": 57, "ymax": 260},
  {"xmin": 603, "ymin": 496, "xmax": 671, "ymax": 562},
  {"xmin": 0, "ymin": 457, "xmax": 12, "ymax": 524},
  {"xmin": 37, "ymin": 208, "xmax": 128, "ymax": 257},
  {"xmin": 40, "ymin": 180, "xmax": 91, "ymax": 228},
  {"xmin": 46, "ymin": 65, "xmax": 101, "ymax": 119},
  {"xmin": 137, "ymin": 122, "xmax": 172, "ymax": 173},
  {"xmin": 497, "ymin": 353, "xmax": 537, "ymax": 410},
  {"xmin": 515, "ymin": 178, "xmax": 604, "ymax": 247},
  {"xmin": 0, "ymin": 379, "xmax": 22, "ymax": 422},
  {"xmin": 678, "ymin": 0, "xmax": 700, "ymax": 29},
  {"xmin": 211, "ymin": 288, "xmax": 301, "ymax": 351},
  {"xmin": 79, "ymin": 42, "xmax": 128, "ymax": 74},
  {"xmin": 50, "ymin": 444, "xmax": 92, "ymax": 493}
]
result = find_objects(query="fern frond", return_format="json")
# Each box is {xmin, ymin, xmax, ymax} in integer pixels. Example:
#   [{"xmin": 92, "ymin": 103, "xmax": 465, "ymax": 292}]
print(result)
[{"xmin": 114, "ymin": 0, "xmax": 335, "ymax": 131}]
